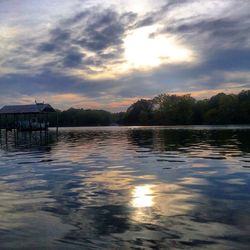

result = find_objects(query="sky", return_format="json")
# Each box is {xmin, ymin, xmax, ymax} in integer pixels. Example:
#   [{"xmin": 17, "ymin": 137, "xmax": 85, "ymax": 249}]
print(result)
[{"xmin": 0, "ymin": 0, "xmax": 250, "ymax": 111}]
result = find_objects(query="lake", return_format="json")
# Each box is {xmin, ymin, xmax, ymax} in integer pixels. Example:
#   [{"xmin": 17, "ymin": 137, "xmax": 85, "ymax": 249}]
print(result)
[{"xmin": 0, "ymin": 126, "xmax": 250, "ymax": 249}]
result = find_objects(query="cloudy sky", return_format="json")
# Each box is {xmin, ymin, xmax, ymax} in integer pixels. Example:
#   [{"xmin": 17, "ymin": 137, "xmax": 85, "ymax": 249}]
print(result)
[{"xmin": 1, "ymin": 0, "xmax": 250, "ymax": 111}]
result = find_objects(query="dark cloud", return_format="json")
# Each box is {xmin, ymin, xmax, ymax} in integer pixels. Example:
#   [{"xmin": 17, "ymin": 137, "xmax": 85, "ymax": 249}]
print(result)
[
  {"xmin": 63, "ymin": 49, "xmax": 84, "ymax": 68},
  {"xmin": 38, "ymin": 28, "xmax": 71, "ymax": 53},
  {"xmin": 164, "ymin": 17, "xmax": 250, "ymax": 49},
  {"xmin": 203, "ymin": 49, "xmax": 250, "ymax": 71},
  {"xmin": 135, "ymin": 16, "xmax": 156, "ymax": 28},
  {"xmin": 0, "ymin": 70, "xmax": 116, "ymax": 97},
  {"xmin": 159, "ymin": 0, "xmax": 195, "ymax": 13},
  {"xmin": 36, "ymin": 8, "xmax": 136, "ymax": 71},
  {"xmin": 75, "ymin": 10, "xmax": 135, "ymax": 54},
  {"xmin": 38, "ymin": 42, "xmax": 57, "ymax": 53},
  {"xmin": 50, "ymin": 28, "xmax": 71, "ymax": 42},
  {"xmin": 62, "ymin": 10, "xmax": 90, "ymax": 26},
  {"xmin": 166, "ymin": 19, "xmax": 237, "ymax": 34},
  {"xmin": 135, "ymin": 0, "xmax": 194, "ymax": 28},
  {"xmin": 74, "ymin": 10, "xmax": 124, "ymax": 51}
]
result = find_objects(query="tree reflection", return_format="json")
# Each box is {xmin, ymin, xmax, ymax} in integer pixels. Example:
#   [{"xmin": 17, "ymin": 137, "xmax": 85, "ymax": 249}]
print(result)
[
  {"xmin": 1, "ymin": 127, "xmax": 250, "ymax": 249},
  {"xmin": 127, "ymin": 128, "xmax": 250, "ymax": 156}
]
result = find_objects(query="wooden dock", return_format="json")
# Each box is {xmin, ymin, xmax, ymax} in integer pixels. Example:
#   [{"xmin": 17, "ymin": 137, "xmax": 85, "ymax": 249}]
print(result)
[{"xmin": 0, "ymin": 102, "xmax": 58, "ymax": 133}]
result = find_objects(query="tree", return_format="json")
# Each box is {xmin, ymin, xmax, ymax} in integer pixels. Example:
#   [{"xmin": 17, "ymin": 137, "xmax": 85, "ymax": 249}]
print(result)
[{"xmin": 123, "ymin": 99, "xmax": 153, "ymax": 125}]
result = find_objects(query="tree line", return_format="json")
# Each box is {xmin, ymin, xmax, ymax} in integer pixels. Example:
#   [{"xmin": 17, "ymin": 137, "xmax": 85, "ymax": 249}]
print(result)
[
  {"xmin": 122, "ymin": 90, "xmax": 250, "ymax": 125},
  {"xmin": 46, "ymin": 90, "xmax": 250, "ymax": 126},
  {"xmin": 48, "ymin": 108, "xmax": 112, "ymax": 127},
  {"xmin": 1, "ymin": 90, "xmax": 249, "ymax": 127}
]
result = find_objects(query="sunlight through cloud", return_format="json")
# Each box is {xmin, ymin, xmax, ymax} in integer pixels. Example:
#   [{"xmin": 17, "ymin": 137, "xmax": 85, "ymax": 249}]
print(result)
[{"xmin": 124, "ymin": 25, "xmax": 195, "ymax": 69}]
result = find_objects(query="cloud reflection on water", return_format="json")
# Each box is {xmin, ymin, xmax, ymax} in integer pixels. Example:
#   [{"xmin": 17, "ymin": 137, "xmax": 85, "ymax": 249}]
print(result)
[{"xmin": 0, "ymin": 127, "xmax": 250, "ymax": 249}]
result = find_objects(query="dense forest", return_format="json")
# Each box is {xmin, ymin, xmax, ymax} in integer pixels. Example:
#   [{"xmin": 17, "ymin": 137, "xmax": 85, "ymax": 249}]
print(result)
[
  {"xmin": 122, "ymin": 90, "xmax": 250, "ymax": 125},
  {"xmin": 49, "ymin": 108, "xmax": 112, "ymax": 127},
  {"xmin": 47, "ymin": 90, "xmax": 250, "ymax": 126}
]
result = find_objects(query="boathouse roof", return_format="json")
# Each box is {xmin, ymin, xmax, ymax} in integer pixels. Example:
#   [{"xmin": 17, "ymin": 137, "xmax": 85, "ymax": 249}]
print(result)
[{"xmin": 0, "ymin": 103, "xmax": 56, "ymax": 114}]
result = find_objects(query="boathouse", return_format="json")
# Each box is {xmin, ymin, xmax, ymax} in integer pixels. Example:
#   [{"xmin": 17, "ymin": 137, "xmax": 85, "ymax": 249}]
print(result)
[{"xmin": 0, "ymin": 103, "xmax": 57, "ymax": 131}]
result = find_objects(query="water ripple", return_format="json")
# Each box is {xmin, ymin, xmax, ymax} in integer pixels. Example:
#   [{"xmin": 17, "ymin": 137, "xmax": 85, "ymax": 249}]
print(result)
[{"xmin": 0, "ymin": 127, "xmax": 250, "ymax": 249}]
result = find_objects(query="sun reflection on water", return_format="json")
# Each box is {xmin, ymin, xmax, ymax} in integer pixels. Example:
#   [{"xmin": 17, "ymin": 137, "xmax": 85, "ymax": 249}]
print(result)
[
  {"xmin": 132, "ymin": 185, "xmax": 155, "ymax": 208},
  {"xmin": 130, "ymin": 184, "xmax": 156, "ymax": 224}
]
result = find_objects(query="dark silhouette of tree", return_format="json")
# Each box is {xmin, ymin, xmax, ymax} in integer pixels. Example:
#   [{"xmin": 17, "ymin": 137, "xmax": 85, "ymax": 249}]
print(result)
[
  {"xmin": 2, "ymin": 90, "xmax": 250, "ymax": 128},
  {"xmin": 123, "ymin": 90, "xmax": 250, "ymax": 125},
  {"xmin": 123, "ymin": 99, "xmax": 154, "ymax": 125},
  {"xmin": 48, "ymin": 108, "xmax": 112, "ymax": 127}
]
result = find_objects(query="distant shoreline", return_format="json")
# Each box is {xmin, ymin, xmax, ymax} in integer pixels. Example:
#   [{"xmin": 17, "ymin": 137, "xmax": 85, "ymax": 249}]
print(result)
[{"xmin": 49, "ymin": 124, "xmax": 250, "ymax": 130}]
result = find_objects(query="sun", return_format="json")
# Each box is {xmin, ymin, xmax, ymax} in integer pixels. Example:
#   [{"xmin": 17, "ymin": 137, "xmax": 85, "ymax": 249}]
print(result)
[{"xmin": 123, "ymin": 25, "xmax": 194, "ymax": 69}]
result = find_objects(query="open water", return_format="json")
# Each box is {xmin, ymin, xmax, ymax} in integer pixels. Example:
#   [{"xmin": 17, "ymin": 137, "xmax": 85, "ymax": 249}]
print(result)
[{"xmin": 0, "ymin": 126, "xmax": 250, "ymax": 249}]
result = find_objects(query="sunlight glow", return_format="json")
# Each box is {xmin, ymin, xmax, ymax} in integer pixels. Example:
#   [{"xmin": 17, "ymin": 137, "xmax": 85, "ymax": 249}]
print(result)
[
  {"xmin": 63, "ymin": 25, "xmax": 196, "ymax": 81},
  {"xmin": 124, "ymin": 25, "xmax": 194, "ymax": 69}
]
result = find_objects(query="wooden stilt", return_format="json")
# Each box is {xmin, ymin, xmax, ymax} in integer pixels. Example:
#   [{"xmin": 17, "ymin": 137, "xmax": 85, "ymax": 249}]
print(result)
[
  {"xmin": 56, "ymin": 111, "xmax": 59, "ymax": 136},
  {"xmin": 46, "ymin": 112, "xmax": 49, "ymax": 131},
  {"xmin": 5, "ymin": 114, "xmax": 7, "ymax": 144},
  {"xmin": 5, "ymin": 114, "xmax": 7, "ymax": 132}
]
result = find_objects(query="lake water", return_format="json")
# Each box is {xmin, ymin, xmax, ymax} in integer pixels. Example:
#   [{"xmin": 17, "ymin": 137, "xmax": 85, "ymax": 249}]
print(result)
[{"xmin": 0, "ymin": 126, "xmax": 250, "ymax": 249}]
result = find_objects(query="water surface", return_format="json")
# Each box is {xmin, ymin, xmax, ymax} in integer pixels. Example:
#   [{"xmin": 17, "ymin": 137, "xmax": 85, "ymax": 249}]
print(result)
[{"xmin": 0, "ymin": 126, "xmax": 250, "ymax": 249}]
